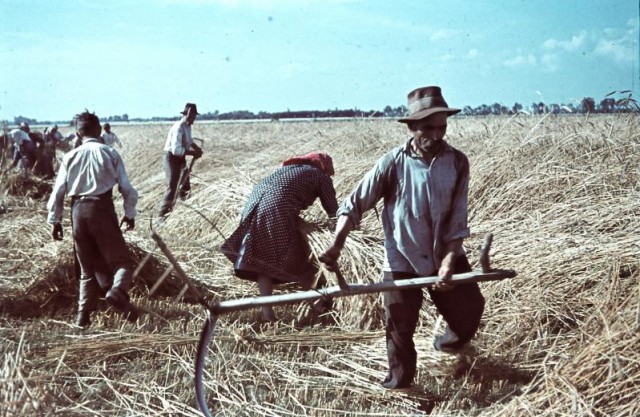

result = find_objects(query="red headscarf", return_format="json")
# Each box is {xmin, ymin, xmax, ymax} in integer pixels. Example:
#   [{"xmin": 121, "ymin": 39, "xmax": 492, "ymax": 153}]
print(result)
[{"xmin": 282, "ymin": 150, "xmax": 335, "ymax": 176}]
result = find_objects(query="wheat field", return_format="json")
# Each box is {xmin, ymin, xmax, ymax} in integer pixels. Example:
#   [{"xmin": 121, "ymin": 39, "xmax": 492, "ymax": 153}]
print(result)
[{"xmin": 1, "ymin": 113, "xmax": 639, "ymax": 416}]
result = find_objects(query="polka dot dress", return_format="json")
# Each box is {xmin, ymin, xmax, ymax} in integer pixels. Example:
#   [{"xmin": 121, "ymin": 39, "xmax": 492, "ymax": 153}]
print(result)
[{"xmin": 222, "ymin": 164, "xmax": 338, "ymax": 284}]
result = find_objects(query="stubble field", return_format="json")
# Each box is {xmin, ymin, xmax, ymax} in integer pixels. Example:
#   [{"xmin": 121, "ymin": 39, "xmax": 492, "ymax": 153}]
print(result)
[{"xmin": 1, "ymin": 114, "xmax": 639, "ymax": 416}]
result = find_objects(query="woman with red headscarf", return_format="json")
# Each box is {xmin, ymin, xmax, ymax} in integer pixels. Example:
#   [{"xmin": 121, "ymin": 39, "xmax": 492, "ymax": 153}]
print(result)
[{"xmin": 221, "ymin": 151, "xmax": 338, "ymax": 321}]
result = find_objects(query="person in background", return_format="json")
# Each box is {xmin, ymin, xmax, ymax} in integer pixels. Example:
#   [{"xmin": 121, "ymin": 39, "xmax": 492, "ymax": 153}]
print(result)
[
  {"xmin": 63, "ymin": 133, "xmax": 78, "ymax": 150},
  {"xmin": 5, "ymin": 122, "xmax": 37, "ymax": 174},
  {"xmin": 45, "ymin": 124, "xmax": 64, "ymax": 146},
  {"xmin": 101, "ymin": 123, "xmax": 122, "ymax": 148},
  {"xmin": 320, "ymin": 86, "xmax": 485, "ymax": 389},
  {"xmin": 34, "ymin": 125, "xmax": 62, "ymax": 179},
  {"xmin": 47, "ymin": 110, "xmax": 139, "ymax": 328},
  {"xmin": 222, "ymin": 151, "xmax": 338, "ymax": 322},
  {"xmin": 157, "ymin": 103, "xmax": 203, "ymax": 217}
]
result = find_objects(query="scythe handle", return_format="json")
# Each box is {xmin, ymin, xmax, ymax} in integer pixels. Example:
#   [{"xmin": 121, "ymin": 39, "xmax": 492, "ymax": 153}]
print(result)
[{"xmin": 210, "ymin": 268, "xmax": 517, "ymax": 315}]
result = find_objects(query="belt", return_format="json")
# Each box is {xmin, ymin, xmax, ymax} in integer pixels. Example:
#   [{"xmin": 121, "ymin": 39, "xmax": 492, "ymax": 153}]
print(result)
[
  {"xmin": 71, "ymin": 190, "xmax": 113, "ymax": 204},
  {"xmin": 166, "ymin": 151, "xmax": 186, "ymax": 160},
  {"xmin": 74, "ymin": 196, "xmax": 103, "ymax": 202}
]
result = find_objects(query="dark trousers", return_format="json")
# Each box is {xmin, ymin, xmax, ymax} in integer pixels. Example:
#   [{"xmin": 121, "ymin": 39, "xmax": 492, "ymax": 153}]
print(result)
[
  {"xmin": 72, "ymin": 196, "xmax": 132, "ymax": 313},
  {"xmin": 13, "ymin": 141, "xmax": 36, "ymax": 171},
  {"xmin": 33, "ymin": 152, "xmax": 55, "ymax": 179},
  {"xmin": 382, "ymin": 255, "xmax": 485, "ymax": 388},
  {"xmin": 158, "ymin": 152, "xmax": 190, "ymax": 216}
]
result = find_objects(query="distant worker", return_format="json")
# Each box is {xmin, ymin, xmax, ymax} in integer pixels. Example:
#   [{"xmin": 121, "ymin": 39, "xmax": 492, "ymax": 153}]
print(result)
[
  {"xmin": 157, "ymin": 103, "xmax": 203, "ymax": 217},
  {"xmin": 47, "ymin": 110, "xmax": 139, "ymax": 328},
  {"xmin": 222, "ymin": 151, "xmax": 338, "ymax": 322},
  {"xmin": 62, "ymin": 133, "xmax": 77, "ymax": 151},
  {"xmin": 33, "ymin": 144, "xmax": 56, "ymax": 179},
  {"xmin": 5, "ymin": 122, "xmax": 37, "ymax": 174},
  {"xmin": 45, "ymin": 124, "xmax": 64, "ymax": 147},
  {"xmin": 34, "ymin": 125, "xmax": 62, "ymax": 179},
  {"xmin": 101, "ymin": 123, "xmax": 122, "ymax": 148},
  {"xmin": 320, "ymin": 86, "xmax": 485, "ymax": 389}
]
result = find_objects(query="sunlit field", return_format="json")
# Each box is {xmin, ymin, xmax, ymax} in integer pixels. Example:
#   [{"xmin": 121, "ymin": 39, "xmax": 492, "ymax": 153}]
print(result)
[{"xmin": 1, "ymin": 113, "xmax": 639, "ymax": 416}]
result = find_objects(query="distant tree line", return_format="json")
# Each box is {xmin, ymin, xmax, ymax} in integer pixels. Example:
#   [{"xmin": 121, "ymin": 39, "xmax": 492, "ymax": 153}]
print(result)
[
  {"xmin": 462, "ymin": 92, "xmax": 638, "ymax": 116},
  {"xmin": 5, "ymin": 91, "xmax": 637, "ymax": 127}
]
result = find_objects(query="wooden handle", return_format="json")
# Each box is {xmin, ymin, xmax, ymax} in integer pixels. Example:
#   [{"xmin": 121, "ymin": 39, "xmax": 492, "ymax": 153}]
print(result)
[
  {"xmin": 480, "ymin": 233, "xmax": 493, "ymax": 273},
  {"xmin": 211, "ymin": 268, "xmax": 517, "ymax": 315}
]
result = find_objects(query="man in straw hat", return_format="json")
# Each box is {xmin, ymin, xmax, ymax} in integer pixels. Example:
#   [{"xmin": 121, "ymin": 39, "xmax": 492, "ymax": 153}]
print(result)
[
  {"xmin": 47, "ymin": 110, "xmax": 139, "ymax": 328},
  {"xmin": 321, "ymin": 86, "xmax": 484, "ymax": 389},
  {"xmin": 157, "ymin": 102, "xmax": 204, "ymax": 217}
]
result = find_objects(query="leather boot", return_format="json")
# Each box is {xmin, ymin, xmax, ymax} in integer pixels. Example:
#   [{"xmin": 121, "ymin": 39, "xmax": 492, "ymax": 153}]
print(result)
[
  {"xmin": 75, "ymin": 311, "xmax": 91, "ymax": 328},
  {"xmin": 106, "ymin": 287, "xmax": 139, "ymax": 323},
  {"xmin": 76, "ymin": 277, "xmax": 98, "ymax": 328},
  {"xmin": 434, "ymin": 326, "xmax": 466, "ymax": 353}
]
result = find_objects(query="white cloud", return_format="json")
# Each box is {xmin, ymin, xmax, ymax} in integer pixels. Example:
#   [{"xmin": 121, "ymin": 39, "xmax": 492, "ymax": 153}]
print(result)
[
  {"xmin": 540, "ymin": 53, "xmax": 559, "ymax": 72},
  {"xmin": 593, "ymin": 20, "xmax": 638, "ymax": 65},
  {"xmin": 594, "ymin": 39, "xmax": 634, "ymax": 64},
  {"xmin": 542, "ymin": 30, "xmax": 587, "ymax": 52},
  {"xmin": 546, "ymin": 22, "xmax": 639, "ymax": 66},
  {"xmin": 538, "ymin": 22, "xmax": 637, "ymax": 69},
  {"xmin": 466, "ymin": 49, "xmax": 479, "ymax": 59},
  {"xmin": 441, "ymin": 53, "xmax": 455, "ymax": 61},
  {"xmin": 503, "ymin": 53, "xmax": 537, "ymax": 67},
  {"xmin": 430, "ymin": 29, "xmax": 458, "ymax": 42}
]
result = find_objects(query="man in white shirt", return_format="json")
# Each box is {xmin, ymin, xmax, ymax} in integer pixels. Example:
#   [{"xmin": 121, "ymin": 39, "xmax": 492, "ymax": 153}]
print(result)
[
  {"xmin": 47, "ymin": 110, "xmax": 139, "ymax": 328},
  {"xmin": 101, "ymin": 123, "xmax": 122, "ymax": 148},
  {"xmin": 6, "ymin": 122, "xmax": 37, "ymax": 173},
  {"xmin": 157, "ymin": 102, "xmax": 203, "ymax": 217}
]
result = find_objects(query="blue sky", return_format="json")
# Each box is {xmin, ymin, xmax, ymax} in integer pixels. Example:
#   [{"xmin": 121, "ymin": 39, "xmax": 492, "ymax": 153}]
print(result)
[{"xmin": 1, "ymin": 0, "xmax": 638, "ymax": 121}]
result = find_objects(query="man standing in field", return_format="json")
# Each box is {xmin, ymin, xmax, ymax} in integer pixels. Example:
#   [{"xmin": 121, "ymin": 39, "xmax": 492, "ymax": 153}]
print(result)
[
  {"xmin": 157, "ymin": 102, "xmax": 203, "ymax": 217},
  {"xmin": 101, "ymin": 123, "xmax": 122, "ymax": 148},
  {"xmin": 5, "ymin": 122, "xmax": 37, "ymax": 174},
  {"xmin": 47, "ymin": 110, "xmax": 139, "ymax": 328},
  {"xmin": 320, "ymin": 86, "xmax": 485, "ymax": 389}
]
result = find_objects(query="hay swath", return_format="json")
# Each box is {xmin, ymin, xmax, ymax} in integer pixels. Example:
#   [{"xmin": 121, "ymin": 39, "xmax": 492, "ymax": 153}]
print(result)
[{"xmin": 149, "ymin": 227, "xmax": 516, "ymax": 417}]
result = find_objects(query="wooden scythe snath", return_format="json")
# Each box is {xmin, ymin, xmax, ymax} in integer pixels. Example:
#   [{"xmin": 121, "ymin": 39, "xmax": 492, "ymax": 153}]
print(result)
[{"xmin": 149, "ymin": 228, "xmax": 517, "ymax": 417}]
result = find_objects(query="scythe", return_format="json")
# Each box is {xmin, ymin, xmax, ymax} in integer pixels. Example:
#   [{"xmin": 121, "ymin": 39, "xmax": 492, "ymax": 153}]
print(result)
[{"xmin": 190, "ymin": 233, "xmax": 517, "ymax": 417}]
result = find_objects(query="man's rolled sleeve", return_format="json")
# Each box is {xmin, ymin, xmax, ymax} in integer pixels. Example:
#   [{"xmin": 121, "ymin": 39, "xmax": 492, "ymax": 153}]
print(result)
[
  {"xmin": 114, "ymin": 155, "xmax": 138, "ymax": 219},
  {"xmin": 337, "ymin": 159, "xmax": 388, "ymax": 228}
]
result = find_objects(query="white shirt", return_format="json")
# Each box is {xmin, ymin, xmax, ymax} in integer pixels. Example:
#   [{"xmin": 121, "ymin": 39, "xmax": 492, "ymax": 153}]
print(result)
[
  {"xmin": 101, "ymin": 131, "xmax": 122, "ymax": 147},
  {"xmin": 46, "ymin": 137, "xmax": 138, "ymax": 223},
  {"xmin": 163, "ymin": 117, "xmax": 192, "ymax": 157},
  {"xmin": 10, "ymin": 129, "xmax": 31, "ymax": 146}
]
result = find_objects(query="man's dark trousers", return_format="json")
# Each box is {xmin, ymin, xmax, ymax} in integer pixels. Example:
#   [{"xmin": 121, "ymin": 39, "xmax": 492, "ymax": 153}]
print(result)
[
  {"xmin": 72, "ymin": 195, "xmax": 132, "ymax": 314},
  {"xmin": 382, "ymin": 255, "xmax": 485, "ymax": 388},
  {"xmin": 158, "ymin": 152, "xmax": 190, "ymax": 216}
]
